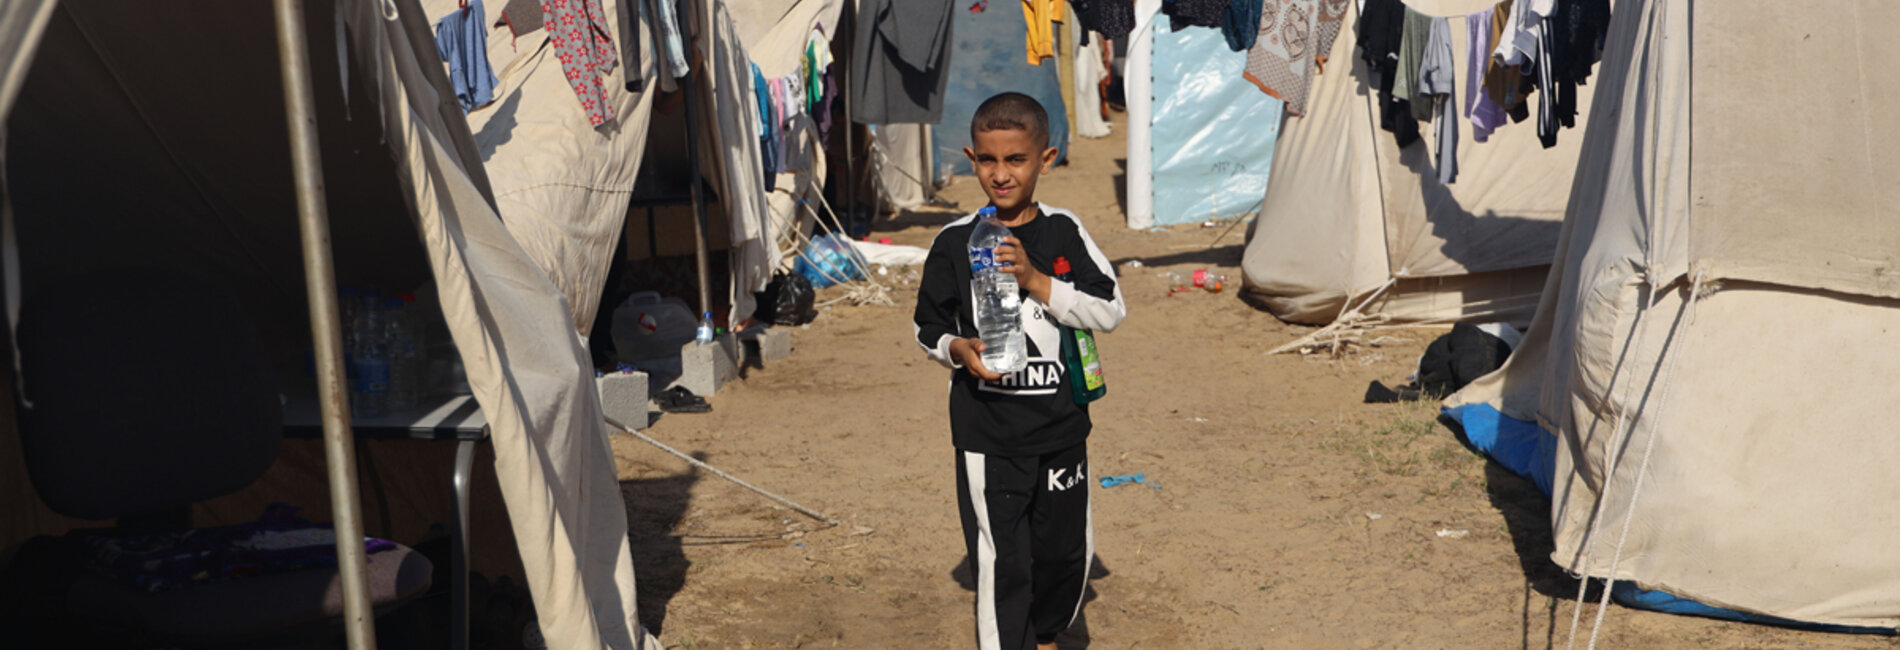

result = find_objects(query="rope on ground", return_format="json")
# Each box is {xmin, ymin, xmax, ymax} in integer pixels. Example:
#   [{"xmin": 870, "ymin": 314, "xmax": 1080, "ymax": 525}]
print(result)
[
  {"xmin": 1581, "ymin": 269, "xmax": 1709, "ymax": 650},
  {"xmin": 605, "ymin": 416, "xmax": 840, "ymax": 527}
]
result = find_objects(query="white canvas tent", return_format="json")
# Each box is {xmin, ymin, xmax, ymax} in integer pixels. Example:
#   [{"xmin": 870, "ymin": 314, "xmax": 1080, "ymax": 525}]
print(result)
[
  {"xmin": 1448, "ymin": 0, "xmax": 1900, "ymax": 630},
  {"xmin": 1, "ymin": 0, "xmax": 658, "ymax": 647},
  {"xmin": 1240, "ymin": 0, "xmax": 1595, "ymax": 325}
]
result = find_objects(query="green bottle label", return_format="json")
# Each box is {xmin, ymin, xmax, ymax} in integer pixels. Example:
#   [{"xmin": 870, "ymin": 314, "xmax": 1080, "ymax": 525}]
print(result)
[{"xmin": 1073, "ymin": 329, "xmax": 1105, "ymax": 394}]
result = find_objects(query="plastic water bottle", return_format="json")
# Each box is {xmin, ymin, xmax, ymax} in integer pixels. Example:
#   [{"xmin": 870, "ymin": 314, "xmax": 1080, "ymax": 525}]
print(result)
[
  {"xmin": 384, "ymin": 296, "xmax": 419, "ymax": 412},
  {"xmin": 968, "ymin": 206, "xmax": 1026, "ymax": 374},
  {"xmin": 351, "ymin": 291, "xmax": 388, "ymax": 418},
  {"xmin": 695, "ymin": 311, "xmax": 715, "ymax": 345}
]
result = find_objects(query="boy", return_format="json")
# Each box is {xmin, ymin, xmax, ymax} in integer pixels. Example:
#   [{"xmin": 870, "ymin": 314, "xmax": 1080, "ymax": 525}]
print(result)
[{"xmin": 913, "ymin": 93, "xmax": 1126, "ymax": 650}]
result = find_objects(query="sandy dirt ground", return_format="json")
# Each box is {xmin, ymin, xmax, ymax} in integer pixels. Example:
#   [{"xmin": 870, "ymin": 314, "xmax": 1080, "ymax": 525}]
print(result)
[{"xmin": 606, "ymin": 115, "xmax": 1897, "ymax": 649}]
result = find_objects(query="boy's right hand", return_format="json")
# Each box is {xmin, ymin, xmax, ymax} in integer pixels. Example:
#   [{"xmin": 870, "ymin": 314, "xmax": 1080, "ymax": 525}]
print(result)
[{"xmin": 949, "ymin": 337, "xmax": 1004, "ymax": 382}]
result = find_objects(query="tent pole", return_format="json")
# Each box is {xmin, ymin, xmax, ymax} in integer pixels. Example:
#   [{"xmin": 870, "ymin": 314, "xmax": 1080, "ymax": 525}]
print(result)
[
  {"xmin": 679, "ymin": 0, "xmax": 712, "ymax": 321},
  {"xmin": 841, "ymin": 0, "xmax": 856, "ymax": 236},
  {"xmin": 272, "ymin": 1, "xmax": 378, "ymax": 648}
]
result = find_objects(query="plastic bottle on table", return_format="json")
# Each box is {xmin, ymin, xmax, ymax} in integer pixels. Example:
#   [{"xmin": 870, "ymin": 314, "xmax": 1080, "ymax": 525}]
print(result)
[
  {"xmin": 968, "ymin": 206, "xmax": 1025, "ymax": 374},
  {"xmin": 384, "ymin": 296, "xmax": 419, "ymax": 412},
  {"xmin": 351, "ymin": 290, "xmax": 388, "ymax": 418}
]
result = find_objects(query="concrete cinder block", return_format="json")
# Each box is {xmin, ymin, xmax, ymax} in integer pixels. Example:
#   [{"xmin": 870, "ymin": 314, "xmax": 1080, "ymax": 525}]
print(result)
[
  {"xmin": 670, "ymin": 334, "xmax": 741, "ymax": 398},
  {"xmin": 597, "ymin": 371, "xmax": 649, "ymax": 431},
  {"xmin": 741, "ymin": 327, "xmax": 793, "ymax": 365}
]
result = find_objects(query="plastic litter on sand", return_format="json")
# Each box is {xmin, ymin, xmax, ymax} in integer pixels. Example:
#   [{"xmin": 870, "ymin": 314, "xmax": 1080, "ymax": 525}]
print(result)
[{"xmin": 1100, "ymin": 473, "xmax": 1146, "ymax": 488}]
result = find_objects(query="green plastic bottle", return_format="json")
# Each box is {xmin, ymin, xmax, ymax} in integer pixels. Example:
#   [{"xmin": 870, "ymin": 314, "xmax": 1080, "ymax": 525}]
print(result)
[{"xmin": 1053, "ymin": 257, "xmax": 1106, "ymax": 404}]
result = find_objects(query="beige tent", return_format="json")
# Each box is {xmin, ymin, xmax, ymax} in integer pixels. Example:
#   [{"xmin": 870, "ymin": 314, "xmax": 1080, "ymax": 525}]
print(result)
[
  {"xmin": 1240, "ymin": 0, "xmax": 1595, "ymax": 325},
  {"xmin": 2, "ymin": 0, "xmax": 660, "ymax": 647},
  {"xmin": 1448, "ymin": 0, "xmax": 1900, "ymax": 629}
]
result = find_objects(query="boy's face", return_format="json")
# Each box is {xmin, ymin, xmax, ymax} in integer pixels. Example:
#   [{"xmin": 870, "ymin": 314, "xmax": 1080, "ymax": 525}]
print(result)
[{"xmin": 964, "ymin": 127, "xmax": 1059, "ymax": 216}]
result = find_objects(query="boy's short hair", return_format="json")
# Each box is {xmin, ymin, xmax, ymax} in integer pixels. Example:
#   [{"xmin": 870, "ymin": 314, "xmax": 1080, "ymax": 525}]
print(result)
[{"xmin": 970, "ymin": 93, "xmax": 1050, "ymax": 149}]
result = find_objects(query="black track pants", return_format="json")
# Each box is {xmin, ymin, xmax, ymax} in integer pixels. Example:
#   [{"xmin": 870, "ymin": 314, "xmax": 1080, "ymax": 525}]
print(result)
[{"xmin": 956, "ymin": 443, "xmax": 1093, "ymax": 649}]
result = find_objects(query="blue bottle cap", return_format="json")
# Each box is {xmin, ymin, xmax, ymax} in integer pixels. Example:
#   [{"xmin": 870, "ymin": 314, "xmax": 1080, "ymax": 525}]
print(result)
[{"xmin": 977, "ymin": 206, "xmax": 996, "ymax": 217}]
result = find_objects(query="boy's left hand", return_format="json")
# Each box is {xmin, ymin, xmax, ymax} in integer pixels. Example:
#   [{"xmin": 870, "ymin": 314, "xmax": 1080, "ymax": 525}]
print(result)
[{"xmin": 993, "ymin": 236, "xmax": 1052, "ymax": 303}]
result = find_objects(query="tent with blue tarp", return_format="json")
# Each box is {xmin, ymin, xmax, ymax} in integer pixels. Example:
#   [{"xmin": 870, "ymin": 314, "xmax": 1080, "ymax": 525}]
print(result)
[{"xmin": 1445, "ymin": 0, "xmax": 1900, "ymax": 635}]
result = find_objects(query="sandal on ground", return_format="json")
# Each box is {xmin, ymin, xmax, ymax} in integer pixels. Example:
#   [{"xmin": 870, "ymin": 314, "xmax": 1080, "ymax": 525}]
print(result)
[{"xmin": 654, "ymin": 386, "xmax": 711, "ymax": 413}]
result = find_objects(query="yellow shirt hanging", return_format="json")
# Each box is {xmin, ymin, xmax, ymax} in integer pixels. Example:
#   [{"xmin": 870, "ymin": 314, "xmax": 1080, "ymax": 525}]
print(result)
[{"xmin": 1023, "ymin": 0, "xmax": 1064, "ymax": 65}]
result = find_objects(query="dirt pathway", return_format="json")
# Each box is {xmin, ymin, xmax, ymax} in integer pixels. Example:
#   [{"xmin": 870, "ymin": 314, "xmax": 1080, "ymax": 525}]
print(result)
[{"xmin": 605, "ymin": 115, "xmax": 1891, "ymax": 649}]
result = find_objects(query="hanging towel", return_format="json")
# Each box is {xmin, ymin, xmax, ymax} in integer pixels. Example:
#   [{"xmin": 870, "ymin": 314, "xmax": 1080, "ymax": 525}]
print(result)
[
  {"xmin": 1418, "ymin": 16, "xmax": 1458, "ymax": 184},
  {"xmin": 1393, "ymin": 6, "xmax": 1431, "ymax": 123},
  {"xmin": 434, "ymin": 0, "xmax": 500, "ymax": 113},
  {"xmin": 542, "ymin": 0, "xmax": 619, "ymax": 126},
  {"xmin": 1465, "ymin": 7, "xmax": 1505, "ymax": 142}
]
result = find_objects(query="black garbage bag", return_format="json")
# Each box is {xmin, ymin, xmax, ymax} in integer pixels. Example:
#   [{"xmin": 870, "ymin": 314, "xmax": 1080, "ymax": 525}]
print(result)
[
  {"xmin": 754, "ymin": 273, "xmax": 815, "ymax": 326},
  {"xmin": 1416, "ymin": 323, "xmax": 1513, "ymax": 398}
]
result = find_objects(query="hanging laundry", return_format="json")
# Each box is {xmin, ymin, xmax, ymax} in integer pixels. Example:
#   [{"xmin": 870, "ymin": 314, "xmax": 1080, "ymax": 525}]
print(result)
[
  {"xmin": 435, "ymin": 0, "xmax": 500, "ymax": 113},
  {"xmin": 542, "ymin": 0, "xmax": 619, "ymax": 126},
  {"xmin": 1167, "ymin": 0, "xmax": 1227, "ymax": 32},
  {"xmin": 804, "ymin": 29, "xmax": 833, "ymax": 112},
  {"xmin": 1482, "ymin": 0, "xmax": 1531, "ymax": 124},
  {"xmin": 851, "ymin": 0, "xmax": 956, "ymax": 124},
  {"xmin": 1243, "ymin": 0, "xmax": 1322, "ymax": 115},
  {"xmin": 1494, "ymin": 0, "xmax": 1553, "ymax": 68},
  {"xmin": 1393, "ymin": 6, "xmax": 1431, "ymax": 123},
  {"xmin": 647, "ymin": 0, "xmax": 690, "ymax": 82},
  {"xmin": 1070, "ymin": 0, "xmax": 1135, "ymax": 45},
  {"xmin": 1311, "ymin": 0, "xmax": 1348, "ymax": 72},
  {"xmin": 1533, "ymin": 20, "xmax": 1556, "ymax": 148},
  {"xmin": 1022, "ymin": 0, "xmax": 1064, "ymax": 65},
  {"xmin": 755, "ymin": 64, "xmax": 779, "ymax": 191},
  {"xmin": 1464, "ymin": 7, "xmax": 1505, "ymax": 142},
  {"xmin": 815, "ymin": 66, "xmax": 837, "ymax": 138},
  {"xmin": 1544, "ymin": 0, "xmax": 1610, "ymax": 137},
  {"xmin": 500, "ymin": 0, "xmax": 544, "ymax": 35},
  {"xmin": 614, "ymin": 0, "xmax": 646, "ymax": 91},
  {"xmin": 1417, "ymin": 16, "xmax": 1458, "ymax": 184},
  {"xmin": 1355, "ymin": 0, "xmax": 1419, "ymax": 147},
  {"xmin": 1219, "ymin": 0, "xmax": 1261, "ymax": 51}
]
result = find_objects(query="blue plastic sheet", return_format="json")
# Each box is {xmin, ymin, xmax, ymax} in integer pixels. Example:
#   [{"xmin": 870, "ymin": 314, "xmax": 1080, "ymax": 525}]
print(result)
[
  {"xmin": 1442, "ymin": 404, "xmax": 1894, "ymax": 635},
  {"xmin": 1150, "ymin": 25, "xmax": 1280, "ymax": 226},
  {"xmin": 930, "ymin": 3, "xmax": 1070, "ymax": 177},
  {"xmin": 1441, "ymin": 403, "xmax": 1555, "ymax": 496}
]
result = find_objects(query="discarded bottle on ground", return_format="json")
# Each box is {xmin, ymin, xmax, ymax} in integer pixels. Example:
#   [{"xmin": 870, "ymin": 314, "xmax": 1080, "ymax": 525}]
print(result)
[{"xmin": 968, "ymin": 206, "xmax": 1025, "ymax": 374}]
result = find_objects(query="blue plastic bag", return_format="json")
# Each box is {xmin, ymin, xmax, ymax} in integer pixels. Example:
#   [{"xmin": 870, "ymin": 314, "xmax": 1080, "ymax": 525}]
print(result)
[{"xmin": 794, "ymin": 235, "xmax": 862, "ymax": 289}]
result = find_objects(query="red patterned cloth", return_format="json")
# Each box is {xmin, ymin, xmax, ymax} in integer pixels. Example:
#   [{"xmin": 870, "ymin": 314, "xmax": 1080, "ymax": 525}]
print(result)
[{"xmin": 543, "ymin": 0, "xmax": 618, "ymax": 125}]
